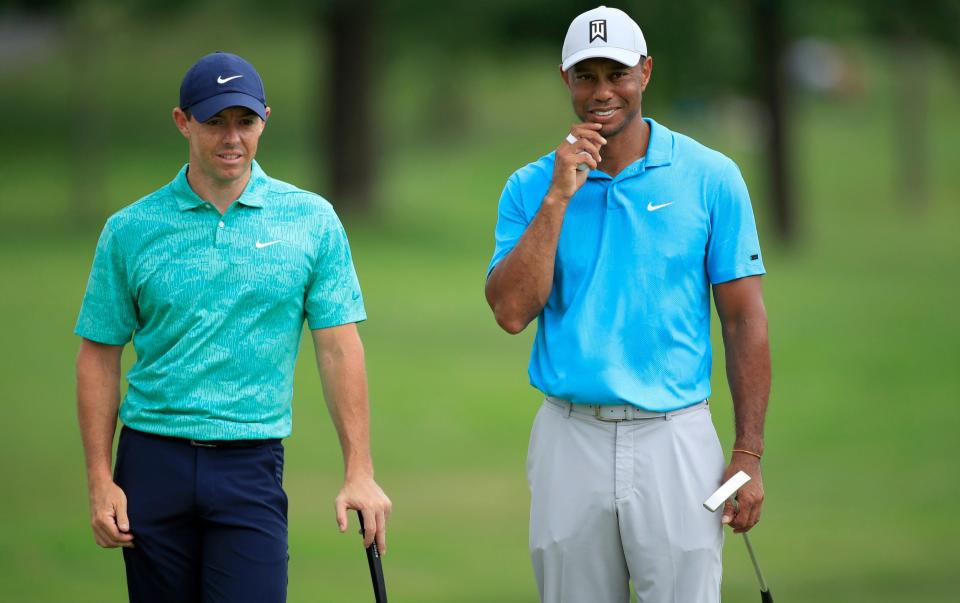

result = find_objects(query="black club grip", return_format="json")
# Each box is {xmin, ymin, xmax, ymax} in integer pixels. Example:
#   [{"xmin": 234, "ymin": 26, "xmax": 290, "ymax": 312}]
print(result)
[{"xmin": 357, "ymin": 511, "xmax": 388, "ymax": 603}]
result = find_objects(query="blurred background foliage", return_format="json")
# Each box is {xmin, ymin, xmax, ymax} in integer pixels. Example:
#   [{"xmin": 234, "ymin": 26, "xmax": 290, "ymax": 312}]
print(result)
[{"xmin": 0, "ymin": 0, "xmax": 958, "ymax": 601}]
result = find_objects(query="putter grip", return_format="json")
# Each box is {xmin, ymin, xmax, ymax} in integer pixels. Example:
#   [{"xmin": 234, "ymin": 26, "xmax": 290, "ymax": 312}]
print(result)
[
  {"xmin": 761, "ymin": 588, "xmax": 774, "ymax": 603},
  {"xmin": 356, "ymin": 511, "xmax": 388, "ymax": 603}
]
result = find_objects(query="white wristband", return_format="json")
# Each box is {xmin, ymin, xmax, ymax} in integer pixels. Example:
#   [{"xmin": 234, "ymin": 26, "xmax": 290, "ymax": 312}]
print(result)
[{"xmin": 565, "ymin": 133, "xmax": 590, "ymax": 171}]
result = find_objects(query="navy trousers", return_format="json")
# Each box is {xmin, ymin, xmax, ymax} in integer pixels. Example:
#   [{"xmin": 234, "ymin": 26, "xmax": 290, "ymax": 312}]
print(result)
[{"xmin": 114, "ymin": 427, "xmax": 289, "ymax": 603}]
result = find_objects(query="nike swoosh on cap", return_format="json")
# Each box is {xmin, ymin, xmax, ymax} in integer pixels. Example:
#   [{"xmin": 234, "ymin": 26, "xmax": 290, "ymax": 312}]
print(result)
[{"xmin": 217, "ymin": 74, "xmax": 243, "ymax": 84}]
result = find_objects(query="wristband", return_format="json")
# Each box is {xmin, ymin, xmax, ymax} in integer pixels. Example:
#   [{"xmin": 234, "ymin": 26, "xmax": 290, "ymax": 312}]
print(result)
[{"xmin": 565, "ymin": 133, "xmax": 590, "ymax": 172}]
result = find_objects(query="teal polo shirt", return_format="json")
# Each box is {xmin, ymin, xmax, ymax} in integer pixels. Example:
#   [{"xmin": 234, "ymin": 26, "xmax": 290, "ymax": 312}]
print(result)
[
  {"xmin": 488, "ymin": 118, "xmax": 765, "ymax": 411},
  {"xmin": 75, "ymin": 161, "xmax": 366, "ymax": 440}
]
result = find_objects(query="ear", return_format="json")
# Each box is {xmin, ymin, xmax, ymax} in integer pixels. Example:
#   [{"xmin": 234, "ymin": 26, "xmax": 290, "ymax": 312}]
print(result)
[
  {"xmin": 558, "ymin": 64, "xmax": 572, "ymax": 90},
  {"xmin": 263, "ymin": 106, "xmax": 271, "ymax": 123},
  {"xmin": 172, "ymin": 107, "xmax": 191, "ymax": 139},
  {"xmin": 640, "ymin": 56, "xmax": 653, "ymax": 92}
]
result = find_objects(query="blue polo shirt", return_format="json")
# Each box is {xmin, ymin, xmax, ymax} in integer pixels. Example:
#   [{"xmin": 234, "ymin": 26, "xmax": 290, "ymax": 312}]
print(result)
[
  {"xmin": 75, "ymin": 161, "xmax": 366, "ymax": 440},
  {"xmin": 488, "ymin": 118, "xmax": 765, "ymax": 411}
]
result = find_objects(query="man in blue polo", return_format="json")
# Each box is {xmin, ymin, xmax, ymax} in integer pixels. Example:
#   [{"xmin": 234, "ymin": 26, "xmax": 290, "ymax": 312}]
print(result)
[
  {"xmin": 75, "ymin": 51, "xmax": 391, "ymax": 602},
  {"xmin": 485, "ymin": 7, "xmax": 771, "ymax": 602}
]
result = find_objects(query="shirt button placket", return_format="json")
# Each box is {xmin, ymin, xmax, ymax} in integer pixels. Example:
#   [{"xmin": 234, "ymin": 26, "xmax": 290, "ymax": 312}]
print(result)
[{"xmin": 215, "ymin": 218, "xmax": 227, "ymax": 248}]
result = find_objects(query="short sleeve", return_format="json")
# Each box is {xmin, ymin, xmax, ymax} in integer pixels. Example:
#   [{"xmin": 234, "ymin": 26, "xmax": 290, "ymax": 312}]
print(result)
[
  {"xmin": 487, "ymin": 174, "xmax": 529, "ymax": 276},
  {"xmin": 706, "ymin": 160, "xmax": 766, "ymax": 285},
  {"xmin": 74, "ymin": 220, "xmax": 138, "ymax": 345},
  {"xmin": 305, "ymin": 214, "xmax": 367, "ymax": 330}
]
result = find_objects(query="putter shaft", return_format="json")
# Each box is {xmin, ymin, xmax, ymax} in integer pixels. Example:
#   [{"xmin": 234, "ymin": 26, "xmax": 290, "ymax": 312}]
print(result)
[
  {"xmin": 742, "ymin": 532, "xmax": 769, "ymax": 591},
  {"xmin": 742, "ymin": 532, "xmax": 773, "ymax": 602}
]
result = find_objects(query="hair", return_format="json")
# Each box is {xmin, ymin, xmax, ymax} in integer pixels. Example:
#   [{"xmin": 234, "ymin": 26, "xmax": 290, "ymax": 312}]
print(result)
[{"xmin": 182, "ymin": 107, "xmax": 193, "ymax": 120}]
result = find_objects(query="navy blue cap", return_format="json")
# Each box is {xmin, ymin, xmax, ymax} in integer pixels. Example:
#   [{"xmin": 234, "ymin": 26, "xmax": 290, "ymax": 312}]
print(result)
[{"xmin": 179, "ymin": 52, "xmax": 267, "ymax": 123}]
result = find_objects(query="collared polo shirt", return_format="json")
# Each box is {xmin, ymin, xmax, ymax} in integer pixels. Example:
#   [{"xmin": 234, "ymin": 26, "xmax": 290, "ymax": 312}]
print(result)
[
  {"xmin": 488, "ymin": 118, "xmax": 765, "ymax": 411},
  {"xmin": 75, "ymin": 161, "xmax": 366, "ymax": 440}
]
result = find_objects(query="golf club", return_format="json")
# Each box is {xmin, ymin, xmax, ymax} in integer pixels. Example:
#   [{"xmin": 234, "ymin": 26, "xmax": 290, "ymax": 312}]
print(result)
[
  {"xmin": 356, "ymin": 510, "xmax": 388, "ymax": 603},
  {"xmin": 704, "ymin": 471, "xmax": 774, "ymax": 603}
]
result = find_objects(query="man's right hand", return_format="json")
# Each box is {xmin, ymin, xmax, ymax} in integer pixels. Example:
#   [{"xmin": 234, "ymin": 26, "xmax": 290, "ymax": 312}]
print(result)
[
  {"xmin": 549, "ymin": 123, "xmax": 606, "ymax": 202},
  {"xmin": 88, "ymin": 480, "xmax": 134, "ymax": 548},
  {"xmin": 485, "ymin": 123, "xmax": 607, "ymax": 333}
]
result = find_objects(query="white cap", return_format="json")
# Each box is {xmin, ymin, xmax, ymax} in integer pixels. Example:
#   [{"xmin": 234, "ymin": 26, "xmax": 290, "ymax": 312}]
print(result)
[{"xmin": 561, "ymin": 6, "xmax": 647, "ymax": 72}]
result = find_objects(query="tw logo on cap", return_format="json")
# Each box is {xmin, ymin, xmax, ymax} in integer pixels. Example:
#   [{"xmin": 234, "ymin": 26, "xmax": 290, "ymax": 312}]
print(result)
[{"xmin": 589, "ymin": 19, "xmax": 607, "ymax": 43}]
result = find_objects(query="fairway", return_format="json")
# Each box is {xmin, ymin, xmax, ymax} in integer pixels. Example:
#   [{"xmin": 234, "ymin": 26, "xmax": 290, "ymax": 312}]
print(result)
[{"xmin": 1, "ymin": 19, "xmax": 959, "ymax": 603}]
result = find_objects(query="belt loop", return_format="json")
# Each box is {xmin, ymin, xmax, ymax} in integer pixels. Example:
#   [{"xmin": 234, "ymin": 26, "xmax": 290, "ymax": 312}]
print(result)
[
  {"xmin": 566, "ymin": 401, "xmax": 573, "ymax": 418},
  {"xmin": 664, "ymin": 410, "xmax": 673, "ymax": 421}
]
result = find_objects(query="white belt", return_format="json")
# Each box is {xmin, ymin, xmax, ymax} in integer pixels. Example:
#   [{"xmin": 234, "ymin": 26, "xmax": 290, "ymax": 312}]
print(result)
[{"xmin": 545, "ymin": 397, "xmax": 708, "ymax": 422}]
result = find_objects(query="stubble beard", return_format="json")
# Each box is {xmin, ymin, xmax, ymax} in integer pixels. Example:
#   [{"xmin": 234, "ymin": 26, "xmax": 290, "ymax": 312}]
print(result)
[
  {"xmin": 600, "ymin": 100, "xmax": 642, "ymax": 140},
  {"xmin": 576, "ymin": 92, "xmax": 643, "ymax": 141}
]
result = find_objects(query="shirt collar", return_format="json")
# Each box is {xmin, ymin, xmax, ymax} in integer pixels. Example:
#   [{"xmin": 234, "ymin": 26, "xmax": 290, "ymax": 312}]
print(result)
[
  {"xmin": 171, "ymin": 160, "xmax": 269, "ymax": 211},
  {"xmin": 643, "ymin": 118, "xmax": 674, "ymax": 169},
  {"xmin": 586, "ymin": 117, "xmax": 675, "ymax": 182}
]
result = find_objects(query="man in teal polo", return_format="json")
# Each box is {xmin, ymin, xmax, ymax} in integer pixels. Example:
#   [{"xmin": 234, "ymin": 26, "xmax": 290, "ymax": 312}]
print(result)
[{"xmin": 75, "ymin": 51, "xmax": 391, "ymax": 602}]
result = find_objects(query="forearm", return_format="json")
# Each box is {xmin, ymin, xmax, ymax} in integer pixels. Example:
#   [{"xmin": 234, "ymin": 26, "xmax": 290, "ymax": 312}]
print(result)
[
  {"xmin": 312, "ymin": 324, "xmax": 391, "ymax": 547},
  {"xmin": 315, "ymin": 329, "xmax": 374, "ymax": 479},
  {"xmin": 722, "ymin": 311, "xmax": 771, "ymax": 455},
  {"xmin": 76, "ymin": 340, "xmax": 123, "ymax": 488},
  {"xmin": 485, "ymin": 194, "xmax": 569, "ymax": 333}
]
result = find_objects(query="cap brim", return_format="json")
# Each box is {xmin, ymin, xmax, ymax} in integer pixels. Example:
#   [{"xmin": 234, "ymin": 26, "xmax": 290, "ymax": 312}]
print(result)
[
  {"xmin": 189, "ymin": 92, "xmax": 267, "ymax": 122},
  {"xmin": 562, "ymin": 47, "xmax": 643, "ymax": 71}
]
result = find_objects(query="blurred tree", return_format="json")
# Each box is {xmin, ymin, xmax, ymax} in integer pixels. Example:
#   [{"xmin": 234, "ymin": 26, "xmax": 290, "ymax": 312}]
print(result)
[
  {"xmin": 862, "ymin": 0, "xmax": 960, "ymax": 208},
  {"xmin": 748, "ymin": 0, "xmax": 794, "ymax": 242},
  {"xmin": 4, "ymin": 0, "xmax": 112, "ymax": 228},
  {"xmin": 802, "ymin": 0, "xmax": 960, "ymax": 208},
  {"xmin": 316, "ymin": 0, "xmax": 379, "ymax": 215},
  {"xmin": 66, "ymin": 0, "xmax": 118, "ymax": 228},
  {"xmin": 892, "ymin": 32, "xmax": 930, "ymax": 206}
]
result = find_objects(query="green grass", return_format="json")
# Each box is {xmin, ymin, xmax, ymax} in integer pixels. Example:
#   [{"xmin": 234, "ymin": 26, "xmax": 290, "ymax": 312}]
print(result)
[{"xmin": 1, "ymin": 11, "xmax": 959, "ymax": 602}]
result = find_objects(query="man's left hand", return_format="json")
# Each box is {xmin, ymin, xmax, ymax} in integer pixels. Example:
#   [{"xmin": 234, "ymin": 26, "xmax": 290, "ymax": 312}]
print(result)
[
  {"xmin": 335, "ymin": 476, "xmax": 392, "ymax": 553},
  {"xmin": 720, "ymin": 455, "xmax": 764, "ymax": 533}
]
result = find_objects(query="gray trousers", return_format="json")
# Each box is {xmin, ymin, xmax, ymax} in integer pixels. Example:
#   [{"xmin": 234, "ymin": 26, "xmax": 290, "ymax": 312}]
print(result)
[{"xmin": 527, "ymin": 399, "xmax": 725, "ymax": 603}]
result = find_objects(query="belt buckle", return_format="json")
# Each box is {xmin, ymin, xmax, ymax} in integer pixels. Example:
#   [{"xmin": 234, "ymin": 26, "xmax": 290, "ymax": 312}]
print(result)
[
  {"xmin": 594, "ymin": 405, "xmax": 627, "ymax": 422},
  {"xmin": 190, "ymin": 440, "xmax": 217, "ymax": 448}
]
